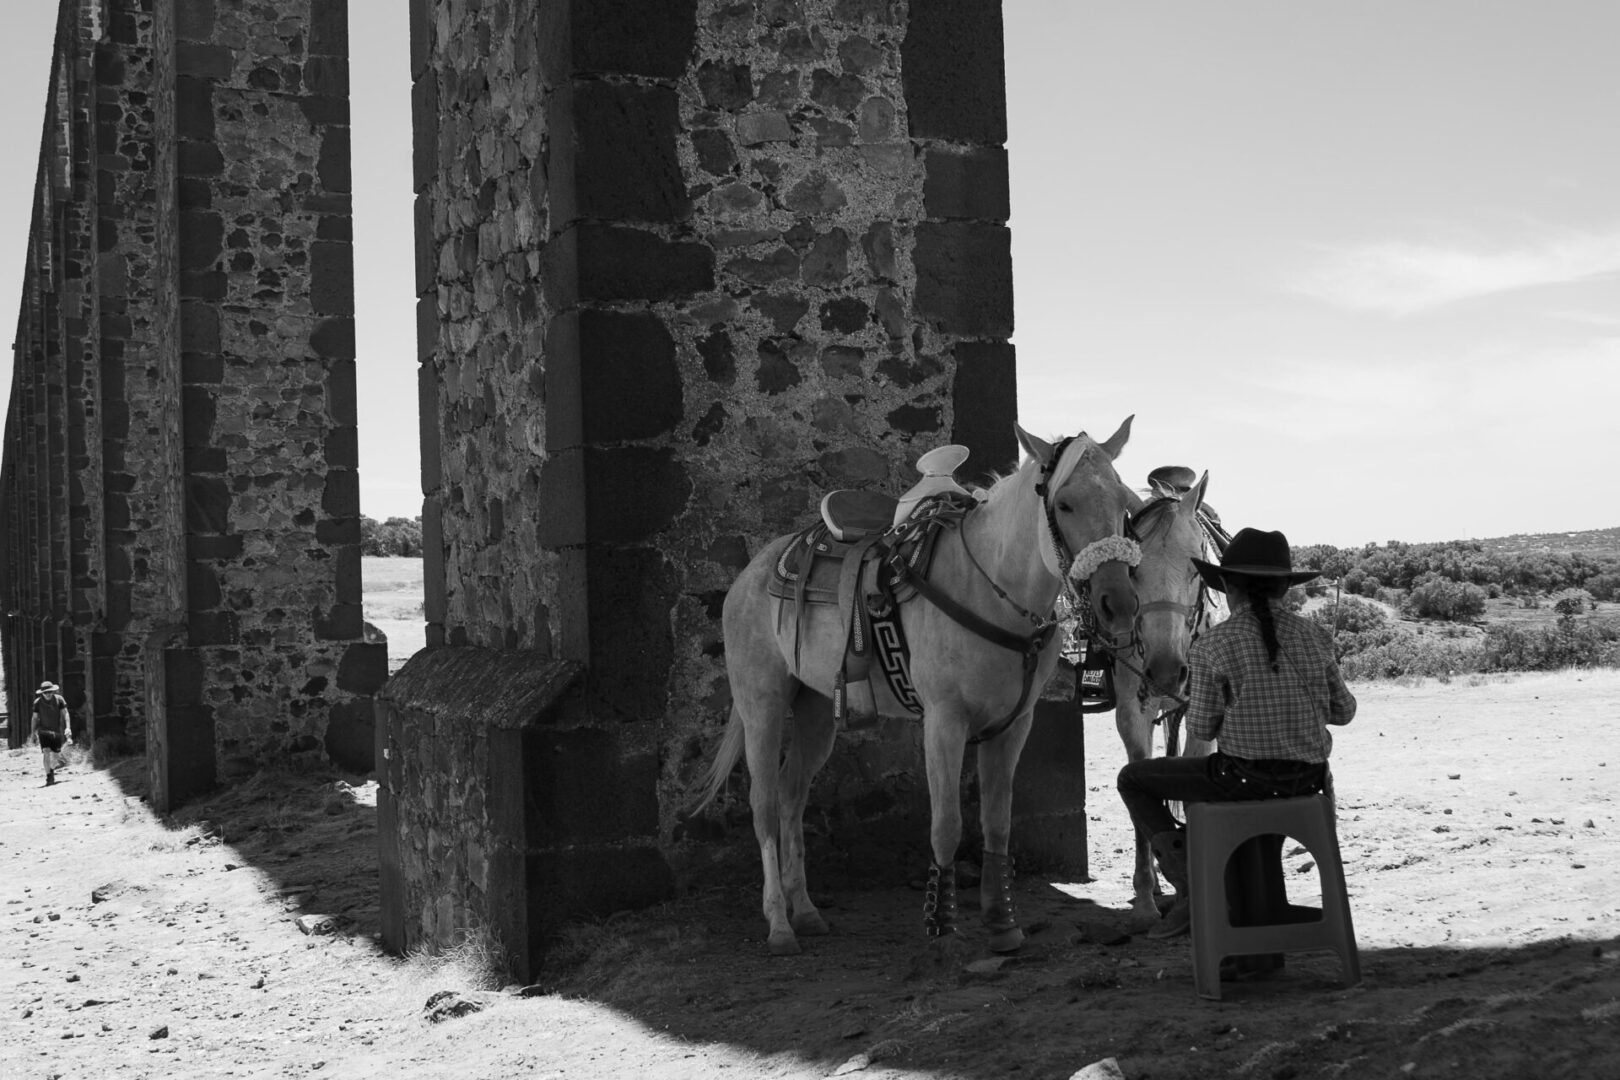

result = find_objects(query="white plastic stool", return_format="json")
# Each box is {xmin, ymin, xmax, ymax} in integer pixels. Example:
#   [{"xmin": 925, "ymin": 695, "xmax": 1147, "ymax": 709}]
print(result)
[{"xmin": 1185, "ymin": 794, "xmax": 1360, "ymax": 1000}]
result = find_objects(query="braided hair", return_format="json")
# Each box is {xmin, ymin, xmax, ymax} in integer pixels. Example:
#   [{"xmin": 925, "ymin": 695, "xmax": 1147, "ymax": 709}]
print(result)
[{"xmin": 1231, "ymin": 576, "xmax": 1290, "ymax": 673}]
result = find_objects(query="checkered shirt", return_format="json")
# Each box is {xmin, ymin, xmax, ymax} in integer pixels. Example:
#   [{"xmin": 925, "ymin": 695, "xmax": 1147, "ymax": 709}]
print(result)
[{"xmin": 1185, "ymin": 607, "xmax": 1356, "ymax": 763}]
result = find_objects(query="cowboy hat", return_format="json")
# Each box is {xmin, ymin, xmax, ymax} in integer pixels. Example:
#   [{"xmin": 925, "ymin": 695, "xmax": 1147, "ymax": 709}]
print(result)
[
  {"xmin": 1192, "ymin": 527, "xmax": 1321, "ymax": 591},
  {"xmin": 37, "ymin": 681, "xmax": 58, "ymax": 693}
]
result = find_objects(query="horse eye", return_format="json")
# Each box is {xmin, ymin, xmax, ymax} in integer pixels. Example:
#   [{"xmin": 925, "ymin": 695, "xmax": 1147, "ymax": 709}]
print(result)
[{"xmin": 1057, "ymin": 501, "xmax": 1074, "ymax": 514}]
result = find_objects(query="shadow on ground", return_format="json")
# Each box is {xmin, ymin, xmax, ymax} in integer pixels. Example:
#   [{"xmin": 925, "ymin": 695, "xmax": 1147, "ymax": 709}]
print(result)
[
  {"xmin": 526, "ymin": 878, "xmax": 1620, "ymax": 1080},
  {"xmin": 93, "ymin": 748, "xmax": 381, "ymax": 942}
]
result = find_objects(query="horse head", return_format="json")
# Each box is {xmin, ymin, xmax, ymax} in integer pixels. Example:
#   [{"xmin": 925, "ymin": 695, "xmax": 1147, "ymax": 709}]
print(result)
[
  {"xmin": 1015, "ymin": 417, "xmax": 1140, "ymax": 645},
  {"xmin": 1128, "ymin": 470, "xmax": 1212, "ymax": 696}
]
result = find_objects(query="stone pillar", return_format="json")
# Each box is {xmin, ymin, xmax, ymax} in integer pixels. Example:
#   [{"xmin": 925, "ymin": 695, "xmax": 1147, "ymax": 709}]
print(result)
[
  {"xmin": 148, "ymin": 0, "xmax": 383, "ymax": 805},
  {"xmin": 396, "ymin": 0, "xmax": 1025, "ymax": 970},
  {"xmin": 1, "ymin": 0, "xmax": 381, "ymax": 797}
]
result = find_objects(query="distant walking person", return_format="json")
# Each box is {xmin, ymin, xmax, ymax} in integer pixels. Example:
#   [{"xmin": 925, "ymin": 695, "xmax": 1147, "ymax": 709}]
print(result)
[
  {"xmin": 31, "ymin": 681, "xmax": 71, "ymax": 786},
  {"xmin": 1116, "ymin": 528, "xmax": 1357, "ymax": 938}
]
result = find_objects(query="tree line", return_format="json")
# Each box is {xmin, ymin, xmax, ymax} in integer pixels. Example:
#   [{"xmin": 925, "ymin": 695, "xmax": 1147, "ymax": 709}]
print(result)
[
  {"xmin": 1294, "ymin": 539, "xmax": 1620, "ymax": 605},
  {"xmin": 360, "ymin": 515, "xmax": 423, "ymax": 557}
]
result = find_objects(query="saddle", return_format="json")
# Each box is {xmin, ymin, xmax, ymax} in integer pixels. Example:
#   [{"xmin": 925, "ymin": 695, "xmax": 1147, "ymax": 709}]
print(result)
[{"xmin": 767, "ymin": 448, "xmax": 979, "ymax": 726}]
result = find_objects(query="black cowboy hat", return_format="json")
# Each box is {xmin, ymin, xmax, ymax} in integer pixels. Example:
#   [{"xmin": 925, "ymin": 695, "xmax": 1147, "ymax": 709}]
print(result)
[{"xmin": 1191, "ymin": 527, "xmax": 1321, "ymax": 591}]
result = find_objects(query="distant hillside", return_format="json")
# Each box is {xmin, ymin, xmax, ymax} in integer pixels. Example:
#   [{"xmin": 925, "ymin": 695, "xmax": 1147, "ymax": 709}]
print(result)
[{"xmin": 1471, "ymin": 526, "xmax": 1620, "ymax": 560}]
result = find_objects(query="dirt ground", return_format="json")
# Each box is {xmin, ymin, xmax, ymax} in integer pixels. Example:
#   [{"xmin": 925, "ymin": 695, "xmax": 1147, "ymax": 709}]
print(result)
[{"xmin": 3, "ymin": 670, "xmax": 1618, "ymax": 1080}]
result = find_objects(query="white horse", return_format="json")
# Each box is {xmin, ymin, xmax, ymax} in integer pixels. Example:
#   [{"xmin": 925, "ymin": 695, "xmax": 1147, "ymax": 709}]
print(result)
[
  {"xmin": 694, "ymin": 421, "xmax": 1143, "ymax": 955},
  {"xmin": 1107, "ymin": 470, "xmax": 1228, "ymax": 926}
]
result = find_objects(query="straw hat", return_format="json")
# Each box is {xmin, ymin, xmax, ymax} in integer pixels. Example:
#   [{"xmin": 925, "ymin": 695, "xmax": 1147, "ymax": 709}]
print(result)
[
  {"xmin": 37, "ymin": 681, "xmax": 59, "ymax": 693},
  {"xmin": 1191, "ymin": 528, "xmax": 1321, "ymax": 591}
]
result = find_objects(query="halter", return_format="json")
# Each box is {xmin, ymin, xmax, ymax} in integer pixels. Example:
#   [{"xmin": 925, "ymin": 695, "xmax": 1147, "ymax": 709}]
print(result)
[
  {"xmin": 1076, "ymin": 497, "xmax": 1227, "ymax": 708},
  {"xmin": 1032, "ymin": 436, "xmax": 1079, "ymax": 579},
  {"xmin": 897, "ymin": 438, "xmax": 1140, "ymax": 746}
]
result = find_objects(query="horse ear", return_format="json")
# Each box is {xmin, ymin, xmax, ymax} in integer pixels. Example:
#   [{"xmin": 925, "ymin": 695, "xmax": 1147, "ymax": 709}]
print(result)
[
  {"xmin": 1188, "ymin": 470, "xmax": 1211, "ymax": 513},
  {"xmin": 1014, "ymin": 423, "xmax": 1052, "ymax": 465},
  {"xmin": 1098, "ymin": 415, "xmax": 1134, "ymax": 460}
]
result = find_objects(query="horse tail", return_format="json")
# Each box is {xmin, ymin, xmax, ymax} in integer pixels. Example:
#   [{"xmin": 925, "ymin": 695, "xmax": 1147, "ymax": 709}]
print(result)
[{"xmin": 687, "ymin": 705, "xmax": 746, "ymax": 816}]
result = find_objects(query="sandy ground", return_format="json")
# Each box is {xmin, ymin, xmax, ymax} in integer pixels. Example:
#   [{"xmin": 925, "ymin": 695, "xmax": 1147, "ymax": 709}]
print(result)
[{"xmin": 3, "ymin": 670, "xmax": 1618, "ymax": 1079}]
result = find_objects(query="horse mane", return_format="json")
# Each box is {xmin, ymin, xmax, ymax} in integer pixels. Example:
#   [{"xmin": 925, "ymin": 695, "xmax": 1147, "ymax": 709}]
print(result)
[
  {"xmin": 973, "ymin": 434, "xmax": 1104, "ymax": 507},
  {"xmin": 1129, "ymin": 495, "xmax": 1181, "ymax": 544}
]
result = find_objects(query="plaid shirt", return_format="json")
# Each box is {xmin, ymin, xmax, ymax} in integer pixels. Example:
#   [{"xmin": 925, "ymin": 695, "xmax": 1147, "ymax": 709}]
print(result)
[{"xmin": 1186, "ymin": 607, "xmax": 1356, "ymax": 763}]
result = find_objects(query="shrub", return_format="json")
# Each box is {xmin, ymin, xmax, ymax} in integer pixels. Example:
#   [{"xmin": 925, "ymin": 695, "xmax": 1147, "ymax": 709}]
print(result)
[
  {"xmin": 1481, "ymin": 617, "xmax": 1620, "ymax": 672},
  {"xmin": 1551, "ymin": 588, "xmax": 1595, "ymax": 617},
  {"xmin": 1403, "ymin": 575, "xmax": 1487, "ymax": 622},
  {"xmin": 1586, "ymin": 572, "xmax": 1620, "ymax": 603},
  {"xmin": 1309, "ymin": 596, "xmax": 1387, "ymax": 636},
  {"xmin": 1342, "ymin": 569, "xmax": 1372, "ymax": 596},
  {"xmin": 1338, "ymin": 634, "xmax": 1482, "ymax": 681}
]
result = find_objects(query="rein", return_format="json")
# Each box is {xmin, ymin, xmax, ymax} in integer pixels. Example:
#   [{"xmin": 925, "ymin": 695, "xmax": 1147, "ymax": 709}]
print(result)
[{"xmin": 893, "ymin": 443, "xmax": 1138, "ymax": 746}]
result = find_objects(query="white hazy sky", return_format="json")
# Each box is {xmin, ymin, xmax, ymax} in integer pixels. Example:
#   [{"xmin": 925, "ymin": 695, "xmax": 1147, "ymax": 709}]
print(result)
[{"xmin": 3, "ymin": 1, "xmax": 1618, "ymax": 547}]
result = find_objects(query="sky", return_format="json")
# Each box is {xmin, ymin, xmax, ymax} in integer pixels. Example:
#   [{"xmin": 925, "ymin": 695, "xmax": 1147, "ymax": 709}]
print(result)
[{"xmin": 3, "ymin": 1, "xmax": 1618, "ymax": 548}]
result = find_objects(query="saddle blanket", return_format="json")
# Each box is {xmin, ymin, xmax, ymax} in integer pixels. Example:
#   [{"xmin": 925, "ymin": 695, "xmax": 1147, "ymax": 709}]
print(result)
[{"xmin": 765, "ymin": 494, "xmax": 975, "ymax": 719}]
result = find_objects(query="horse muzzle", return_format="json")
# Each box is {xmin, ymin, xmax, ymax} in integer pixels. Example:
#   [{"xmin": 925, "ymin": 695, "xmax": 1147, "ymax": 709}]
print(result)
[{"xmin": 1084, "ymin": 560, "xmax": 1139, "ymax": 643}]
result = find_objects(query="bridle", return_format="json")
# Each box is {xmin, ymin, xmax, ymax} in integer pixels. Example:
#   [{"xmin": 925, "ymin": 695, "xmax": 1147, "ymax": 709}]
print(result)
[
  {"xmin": 1074, "ymin": 496, "xmax": 1232, "ymax": 707},
  {"xmin": 897, "ymin": 437, "xmax": 1139, "ymax": 745}
]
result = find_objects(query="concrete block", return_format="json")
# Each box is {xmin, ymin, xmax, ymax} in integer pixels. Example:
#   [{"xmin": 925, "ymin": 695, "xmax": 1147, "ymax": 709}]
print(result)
[
  {"xmin": 575, "ymin": 224, "xmax": 715, "ymax": 301},
  {"xmin": 584, "ymin": 545, "xmax": 676, "ymax": 721},
  {"xmin": 951, "ymin": 341, "xmax": 1018, "ymax": 470},
  {"xmin": 570, "ymin": 0, "xmax": 697, "ymax": 79},
  {"xmin": 573, "ymin": 82, "xmax": 687, "ymax": 223},
  {"xmin": 912, "ymin": 222, "xmax": 1013, "ymax": 337},
  {"xmin": 902, "ymin": 0, "xmax": 1007, "ymax": 144},
  {"xmin": 578, "ymin": 311, "xmax": 682, "ymax": 442},
  {"xmin": 582, "ymin": 447, "xmax": 692, "ymax": 543},
  {"xmin": 923, "ymin": 146, "xmax": 1011, "ymax": 223}
]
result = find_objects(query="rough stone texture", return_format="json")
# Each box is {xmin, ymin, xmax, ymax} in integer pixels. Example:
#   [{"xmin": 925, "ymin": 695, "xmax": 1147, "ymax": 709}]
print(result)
[
  {"xmin": 403, "ymin": 0, "xmax": 1032, "ymax": 958},
  {"xmin": 376, "ymin": 648, "xmax": 666, "ymax": 982},
  {"xmin": 1, "ymin": 1, "xmax": 384, "ymax": 803}
]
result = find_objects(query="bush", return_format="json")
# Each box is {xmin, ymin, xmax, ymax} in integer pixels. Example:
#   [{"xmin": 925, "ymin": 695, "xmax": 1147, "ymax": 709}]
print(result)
[
  {"xmin": 1403, "ymin": 575, "xmax": 1487, "ymax": 622},
  {"xmin": 1481, "ymin": 617, "xmax": 1620, "ymax": 672},
  {"xmin": 1338, "ymin": 633, "xmax": 1482, "ymax": 681},
  {"xmin": 1309, "ymin": 596, "xmax": 1387, "ymax": 636},
  {"xmin": 1551, "ymin": 588, "xmax": 1595, "ymax": 617},
  {"xmin": 1586, "ymin": 572, "xmax": 1620, "ymax": 603}
]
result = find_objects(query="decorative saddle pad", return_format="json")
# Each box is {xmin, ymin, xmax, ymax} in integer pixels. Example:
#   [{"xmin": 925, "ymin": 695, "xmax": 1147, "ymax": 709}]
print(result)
[
  {"xmin": 766, "ymin": 492, "xmax": 973, "ymax": 607},
  {"xmin": 765, "ymin": 493, "xmax": 977, "ymax": 720}
]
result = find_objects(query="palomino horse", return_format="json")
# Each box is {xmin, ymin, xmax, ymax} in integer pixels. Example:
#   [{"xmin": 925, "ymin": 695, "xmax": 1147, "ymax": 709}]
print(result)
[
  {"xmin": 694, "ymin": 420, "xmax": 1142, "ymax": 955},
  {"xmin": 1106, "ymin": 469, "xmax": 1229, "ymax": 926}
]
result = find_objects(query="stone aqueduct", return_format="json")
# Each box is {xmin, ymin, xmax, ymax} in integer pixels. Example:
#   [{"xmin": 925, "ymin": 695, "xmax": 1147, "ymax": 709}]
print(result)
[{"xmin": 2, "ymin": 0, "xmax": 1090, "ymax": 979}]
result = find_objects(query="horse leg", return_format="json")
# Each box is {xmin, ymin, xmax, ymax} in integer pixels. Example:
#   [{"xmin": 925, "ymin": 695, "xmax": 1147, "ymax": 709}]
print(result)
[
  {"xmin": 738, "ymin": 691, "xmax": 802, "ymax": 955},
  {"xmin": 778, "ymin": 691, "xmax": 837, "ymax": 938},
  {"xmin": 922, "ymin": 715, "xmax": 969, "ymax": 940},
  {"xmin": 1114, "ymin": 683, "xmax": 1165, "ymax": 927},
  {"xmin": 975, "ymin": 711, "xmax": 1033, "ymax": 953}
]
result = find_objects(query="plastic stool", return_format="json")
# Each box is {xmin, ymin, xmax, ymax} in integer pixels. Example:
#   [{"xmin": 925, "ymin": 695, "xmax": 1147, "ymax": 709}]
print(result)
[{"xmin": 1185, "ymin": 794, "xmax": 1360, "ymax": 1000}]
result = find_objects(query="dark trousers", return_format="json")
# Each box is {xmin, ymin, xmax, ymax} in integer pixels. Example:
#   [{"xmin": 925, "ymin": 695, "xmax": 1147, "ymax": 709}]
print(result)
[{"xmin": 1116, "ymin": 752, "xmax": 1327, "ymax": 842}]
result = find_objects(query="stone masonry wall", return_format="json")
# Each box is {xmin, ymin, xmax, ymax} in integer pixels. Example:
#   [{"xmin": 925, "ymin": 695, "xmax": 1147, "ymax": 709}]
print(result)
[
  {"xmin": 393, "ymin": 0, "xmax": 1026, "ymax": 968},
  {"xmin": 159, "ymin": 0, "xmax": 384, "ymax": 790},
  {"xmin": 3, "ymin": 0, "xmax": 383, "ymax": 802},
  {"xmin": 98, "ymin": 0, "xmax": 188, "ymax": 742}
]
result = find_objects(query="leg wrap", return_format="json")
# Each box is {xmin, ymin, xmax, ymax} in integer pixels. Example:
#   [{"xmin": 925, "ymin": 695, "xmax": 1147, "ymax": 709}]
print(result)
[
  {"xmin": 923, "ymin": 861, "xmax": 959, "ymax": 938},
  {"xmin": 980, "ymin": 851, "xmax": 1018, "ymax": 933}
]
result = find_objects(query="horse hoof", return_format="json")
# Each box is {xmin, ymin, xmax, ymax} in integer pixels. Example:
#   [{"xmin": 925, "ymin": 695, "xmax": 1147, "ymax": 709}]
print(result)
[
  {"xmin": 987, "ymin": 926, "xmax": 1025, "ymax": 954},
  {"xmin": 792, "ymin": 911, "xmax": 830, "ymax": 937},
  {"xmin": 1128, "ymin": 898, "xmax": 1164, "ymax": 930},
  {"xmin": 767, "ymin": 932, "xmax": 801, "ymax": 956}
]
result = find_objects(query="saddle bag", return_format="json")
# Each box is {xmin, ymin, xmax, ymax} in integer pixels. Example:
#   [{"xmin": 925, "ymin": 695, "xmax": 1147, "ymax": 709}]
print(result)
[{"xmin": 1073, "ymin": 635, "xmax": 1117, "ymax": 714}]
